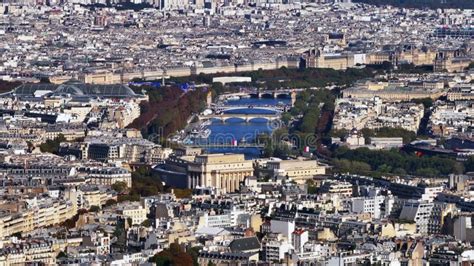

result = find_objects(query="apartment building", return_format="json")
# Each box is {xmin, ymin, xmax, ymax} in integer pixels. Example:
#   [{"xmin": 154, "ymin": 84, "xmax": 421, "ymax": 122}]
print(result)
[
  {"xmin": 351, "ymin": 196, "xmax": 385, "ymax": 219},
  {"xmin": 333, "ymin": 97, "xmax": 424, "ymax": 132},
  {"xmin": 399, "ymin": 200, "xmax": 456, "ymax": 234},
  {"xmin": 81, "ymin": 167, "xmax": 132, "ymax": 188},
  {"xmin": 116, "ymin": 202, "xmax": 147, "ymax": 225},
  {"xmin": 320, "ymin": 181, "xmax": 353, "ymax": 198},
  {"xmin": 0, "ymin": 199, "xmax": 76, "ymax": 238},
  {"xmin": 447, "ymin": 86, "xmax": 474, "ymax": 101},
  {"xmin": 0, "ymin": 240, "xmax": 57, "ymax": 265}
]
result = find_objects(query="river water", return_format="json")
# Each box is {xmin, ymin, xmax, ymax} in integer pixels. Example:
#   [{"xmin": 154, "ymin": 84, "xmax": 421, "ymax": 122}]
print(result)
[{"xmin": 199, "ymin": 97, "xmax": 291, "ymax": 159}]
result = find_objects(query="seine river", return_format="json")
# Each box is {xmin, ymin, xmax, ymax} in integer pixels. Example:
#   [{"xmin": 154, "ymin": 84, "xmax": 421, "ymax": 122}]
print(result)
[{"xmin": 199, "ymin": 97, "xmax": 291, "ymax": 159}]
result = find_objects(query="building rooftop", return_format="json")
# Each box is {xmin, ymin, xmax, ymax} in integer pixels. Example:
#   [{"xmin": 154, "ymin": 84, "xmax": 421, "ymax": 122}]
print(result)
[{"xmin": 13, "ymin": 80, "xmax": 139, "ymax": 99}]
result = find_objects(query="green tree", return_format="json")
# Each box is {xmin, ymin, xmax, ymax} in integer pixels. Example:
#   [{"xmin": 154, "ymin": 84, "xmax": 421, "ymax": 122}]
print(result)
[
  {"xmin": 89, "ymin": 205, "xmax": 100, "ymax": 212},
  {"xmin": 187, "ymin": 246, "xmax": 202, "ymax": 266},
  {"xmin": 128, "ymin": 166, "xmax": 164, "ymax": 198},
  {"xmin": 351, "ymin": 161, "xmax": 372, "ymax": 173},
  {"xmin": 273, "ymin": 144, "xmax": 291, "ymax": 159},
  {"xmin": 149, "ymin": 243, "xmax": 194, "ymax": 266},
  {"xmin": 39, "ymin": 134, "xmax": 66, "ymax": 154},
  {"xmin": 57, "ymin": 251, "xmax": 68, "ymax": 259},
  {"xmin": 104, "ymin": 199, "xmax": 117, "ymax": 207},
  {"xmin": 331, "ymin": 129, "xmax": 349, "ymax": 139},
  {"xmin": 112, "ymin": 181, "xmax": 128, "ymax": 194},
  {"xmin": 411, "ymin": 97, "xmax": 433, "ymax": 109},
  {"xmin": 281, "ymin": 112, "xmax": 292, "ymax": 126},
  {"xmin": 141, "ymin": 219, "xmax": 151, "ymax": 227},
  {"xmin": 334, "ymin": 146, "xmax": 464, "ymax": 177}
]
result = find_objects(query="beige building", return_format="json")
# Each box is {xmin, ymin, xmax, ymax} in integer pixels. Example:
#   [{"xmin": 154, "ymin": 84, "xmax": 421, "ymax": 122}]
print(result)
[
  {"xmin": 434, "ymin": 57, "xmax": 471, "ymax": 72},
  {"xmin": 0, "ymin": 240, "xmax": 57, "ymax": 265},
  {"xmin": 342, "ymin": 86, "xmax": 444, "ymax": 101},
  {"xmin": 367, "ymin": 51, "xmax": 392, "ymax": 65},
  {"xmin": 187, "ymin": 154, "xmax": 254, "ymax": 194},
  {"xmin": 397, "ymin": 48, "xmax": 437, "ymax": 66},
  {"xmin": 433, "ymin": 48, "xmax": 472, "ymax": 73},
  {"xmin": 266, "ymin": 159, "xmax": 326, "ymax": 184},
  {"xmin": 302, "ymin": 49, "xmax": 354, "ymax": 70},
  {"xmin": 0, "ymin": 199, "xmax": 76, "ymax": 239},
  {"xmin": 447, "ymin": 86, "xmax": 474, "ymax": 101},
  {"xmin": 116, "ymin": 202, "xmax": 147, "ymax": 225},
  {"xmin": 320, "ymin": 181, "xmax": 353, "ymax": 198},
  {"xmin": 44, "ymin": 128, "xmax": 86, "ymax": 141},
  {"xmin": 85, "ymin": 167, "xmax": 132, "ymax": 188},
  {"xmin": 50, "ymin": 57, "xmax": 299, "ymax": 85},
  {"xmin": 64, "ymin": 187, "xmax": 117, "ymax": 209}
]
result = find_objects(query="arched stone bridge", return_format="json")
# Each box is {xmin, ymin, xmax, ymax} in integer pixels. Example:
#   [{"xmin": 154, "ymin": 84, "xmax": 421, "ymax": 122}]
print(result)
[{"xmin": 198, "ymin": 113, "xmax": 280, "ymax": 123}]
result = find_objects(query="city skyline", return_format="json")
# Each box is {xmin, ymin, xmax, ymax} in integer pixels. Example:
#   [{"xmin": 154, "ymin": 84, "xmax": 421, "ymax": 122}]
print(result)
[{"xmin": 0, "ymin": 0, "xmax": 473, "ymax": 265}]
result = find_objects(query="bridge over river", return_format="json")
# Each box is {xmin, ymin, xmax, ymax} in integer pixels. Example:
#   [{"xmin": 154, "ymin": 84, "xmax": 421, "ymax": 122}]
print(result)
[
  {"xmin": 186, "ymin": 143, "xmax": 265, "ymax": 148},
  {"xmin": 217, "ymin": 88, "xmax": 301, "ymax": 106},
  {"xmin": 198, "ymin": 113, "xmax": 280, "ymax": 123},
  {"xmin": 212, "ymin": 104, "xmax": 285, "ymax": 113}
]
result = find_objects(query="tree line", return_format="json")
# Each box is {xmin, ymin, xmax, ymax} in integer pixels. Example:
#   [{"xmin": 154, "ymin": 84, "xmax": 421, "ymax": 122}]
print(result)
[
  {"xmin": 333, "ymin": 146, "xmax": 466, "ymax": 177},
  {"xmin": 171, "ymin": 66, "xmax": 378, "ymax": 91},
  {"xmin": 127, "ymin": 86, "xmax": 207, "ymax": 144}
]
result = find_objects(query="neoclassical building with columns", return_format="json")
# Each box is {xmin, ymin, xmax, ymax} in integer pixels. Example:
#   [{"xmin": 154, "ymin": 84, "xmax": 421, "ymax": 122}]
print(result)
[{"xmin": 187, "ymin": 154, "xmax": 254, "ymax": 194}]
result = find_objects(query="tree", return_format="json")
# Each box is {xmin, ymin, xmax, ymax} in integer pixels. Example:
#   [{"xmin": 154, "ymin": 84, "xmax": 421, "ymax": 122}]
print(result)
[
  {"xmin": 307, "ymin": 179, "xmax": 318, "ymax": 194},
  {"xmin": 128, "ymin": 166, "xmax": 164, "ymax": 197},
  {"xmin": 39, "ymin": 134, "xmax": 66, "ymax": 154},
  {"xmin": 57, "ymin": 251, "xmax": 68, "ymax": 259},
  {"xmin": 465, "ymin": 156, "xmax": 474, "ymax": 172},
  {"xmin": 411, "ymin": 98, "xmax": 433, "ymax": 109},
  {"xmin": 393, "ymin": 167, "xmax": 407, "ymax": 175},
  {"xmin": 331, "ymin": 129, "xmax": 349, "ymax": 139},
  {"xmin": 39, "ymin": 77, "xmax": 51, "ymax": 83},
  {"xmin": 263, "ymin": 141, "xmax": 274, "ymax": 157},
  {"xmin": 89, "ymin": 205, "xmax": 100, "ymax": 212},
  {"xmin": 104, "ymin": 199, "xmax": 117, "ymax": 207},
  {"xmin": 281, "ymin": 112, "xmax": 292, "ymax": 126},
  {"xmin": 187, "ymin": 246, "xmax": 202, "ymax": 266},
  {"xmin": 333, "ymin": 159, "xmax": 352, "ymax": 173},
  {"xmin": 351, "ymin": 161, "xmax": 371, "ymax": 173},
  {"xmin": 26, "ymin": 141, "xmax": 34, "ymax": 152},
  {"xmin": 360, "ymin": 127, "xmax": 416, "ymax": 144},
  {"xmin": 149, "ymin": 243, "xmax": 194, "ymax": 266},
  {"xmin": 141, "ymin": 219, "xmax": 151, "ymax": 227},
  {"xmin": 112, "ymin": 181, "xmax": 128, "ymax": 194},
  {"xmin": 273, "ymin": 144, "xmax": 291, "ymax": 159},
  {"xmin": 333, "ymin": 146, "xmax": 465, "ymax": 177}
]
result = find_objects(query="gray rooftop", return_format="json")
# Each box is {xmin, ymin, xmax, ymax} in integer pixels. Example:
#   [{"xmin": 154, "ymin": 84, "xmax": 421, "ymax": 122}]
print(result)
[{"xmin": 13, "ymin": 79, "xmax": 138, "ymax": 98}]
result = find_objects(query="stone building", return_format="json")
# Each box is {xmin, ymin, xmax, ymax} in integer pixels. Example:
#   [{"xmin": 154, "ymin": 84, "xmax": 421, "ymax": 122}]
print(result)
[{"xmin": 187, "ymin": 153, "xmax": 254, "ymax": 194}]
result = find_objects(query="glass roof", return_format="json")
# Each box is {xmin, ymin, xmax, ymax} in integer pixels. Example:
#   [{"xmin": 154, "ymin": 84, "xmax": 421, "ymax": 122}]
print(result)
[{"xmin": 13, "ymin": 80, "xmax": 138, "ymax": 98}]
